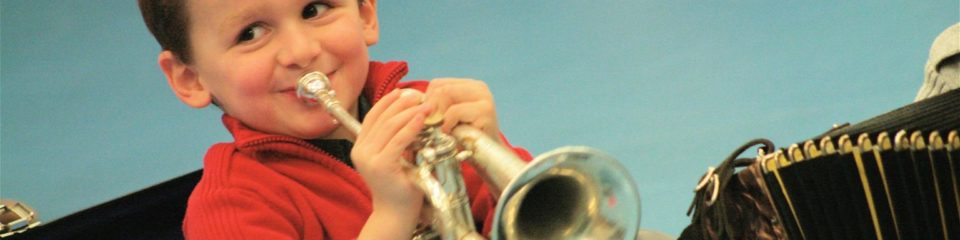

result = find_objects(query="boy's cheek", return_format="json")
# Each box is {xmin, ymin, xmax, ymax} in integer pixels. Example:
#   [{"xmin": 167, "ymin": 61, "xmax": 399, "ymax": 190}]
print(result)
[{"xmin": 220, "ymin": 59, "xmax": 277, "ymax": 91}]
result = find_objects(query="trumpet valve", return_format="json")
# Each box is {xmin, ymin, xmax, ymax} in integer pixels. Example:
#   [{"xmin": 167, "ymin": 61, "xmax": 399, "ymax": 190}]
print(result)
[{"xmin": 424, "ymin": 112, "xmax": 444, "ymax": 126}]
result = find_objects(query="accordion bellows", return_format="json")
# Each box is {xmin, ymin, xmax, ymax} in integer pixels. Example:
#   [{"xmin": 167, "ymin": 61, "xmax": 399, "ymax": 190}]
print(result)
[{"xmin": 761, "ymin": 89, "xmax": 960, "ymax": 240}]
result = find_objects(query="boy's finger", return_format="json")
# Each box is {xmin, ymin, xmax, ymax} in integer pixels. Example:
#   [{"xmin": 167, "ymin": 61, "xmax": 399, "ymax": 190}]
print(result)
[
  {"xmin": 440, "ymin": 101, "xmax": 497, "ymax": 135},
  {"xmin": 360, "ymin": 89, "xmax": 402, "ymax": 139},
  {"xmin": 365, "ymin": 102, "xmax": 430, "ymax": 151},
  {"xmin": 425, "ymin": 79, "xmax": 491, "ymax": 103},
  {"xmin": 423, "ymin": 79, "xmax": 492, "ymax": 121},
  {"xmin": 387, "ymin": 89, "xmax": 425, "ymax": 115},
  {"xmin": 352, "ymin": 102, "xmax": 427, "ymax": 168},
  {"xmin": 370, "ymin": 89, "xmax": 424, "ymax": 130},
  {"xmin": 379, "ymin": 110, "xmax": 427, "ymax": 165}
]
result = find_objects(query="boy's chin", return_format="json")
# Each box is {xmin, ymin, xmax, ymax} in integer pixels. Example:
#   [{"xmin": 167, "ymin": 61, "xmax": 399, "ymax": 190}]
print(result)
[
  {"xmin": 291, "ymin": 124, "xmax": 349, "ymax": 140},
  {"xmin": 278, "ymin": 109, "xmax": 355, "ymax": 139}
]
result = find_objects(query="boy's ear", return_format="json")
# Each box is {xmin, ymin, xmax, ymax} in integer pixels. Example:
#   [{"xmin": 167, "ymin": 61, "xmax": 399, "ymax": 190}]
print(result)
[
  {"xmin": 360, "ymin": 0, "xmax": 379, "ymax": 45},
  {"xmin": 158, "ymin": 51, "xmax": 212, "ymax": 108}
]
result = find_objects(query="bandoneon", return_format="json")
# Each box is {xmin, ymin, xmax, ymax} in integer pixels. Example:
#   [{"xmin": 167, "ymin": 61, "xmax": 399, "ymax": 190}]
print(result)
[{"xmin": 683, "ymin": 89, "xmax": 960, "ymax": 240}]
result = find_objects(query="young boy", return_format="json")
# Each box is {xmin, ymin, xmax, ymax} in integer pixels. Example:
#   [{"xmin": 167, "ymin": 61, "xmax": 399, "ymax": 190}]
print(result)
[{"xmin": 137, "ymin": 0, "xmax": 531, "ymax": 239}]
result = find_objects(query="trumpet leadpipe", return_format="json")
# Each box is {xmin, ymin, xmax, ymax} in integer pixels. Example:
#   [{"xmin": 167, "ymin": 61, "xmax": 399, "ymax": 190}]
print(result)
[
  {"xmin": 297, "ymin": 72, "xmax": 362, "ymax": 135},
  {"xmin": 451, "ymin": 126, "xmax": 526, "ymax": 196}
]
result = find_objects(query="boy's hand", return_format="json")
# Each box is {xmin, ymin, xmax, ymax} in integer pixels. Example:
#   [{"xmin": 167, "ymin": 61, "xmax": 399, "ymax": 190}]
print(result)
[
  {"xmin": 351, "ymin": 89, "xmax": 431, "ymax": 225},
  {"xmin": 351, "ymin": 78, "xmax": 500, "ymax": 238},
  {"xmin": 423, "ymin": 78, "xmax": 501, "ymax": 142}
]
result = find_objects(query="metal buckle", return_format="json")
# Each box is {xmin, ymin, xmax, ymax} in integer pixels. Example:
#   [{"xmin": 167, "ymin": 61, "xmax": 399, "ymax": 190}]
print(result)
[{"xmin": 0, "ymin": 199, "xmax": 41, "ymax": 238}]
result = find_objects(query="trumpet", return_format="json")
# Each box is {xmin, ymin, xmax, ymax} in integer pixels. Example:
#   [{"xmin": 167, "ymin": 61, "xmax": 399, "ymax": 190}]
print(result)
[{"xmin": 297, "ymin": 72, "xmax": 641, "ymax": 240}]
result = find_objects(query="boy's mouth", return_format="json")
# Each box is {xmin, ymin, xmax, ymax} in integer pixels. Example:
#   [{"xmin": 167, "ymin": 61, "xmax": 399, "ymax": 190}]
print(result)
[
  {"xmin": 280, "ymin": 88, "xmax": 299, "ymax": 97},
  {"xmin": 281, "ymin": 71, "xmax": 335, "ymax": 101}
]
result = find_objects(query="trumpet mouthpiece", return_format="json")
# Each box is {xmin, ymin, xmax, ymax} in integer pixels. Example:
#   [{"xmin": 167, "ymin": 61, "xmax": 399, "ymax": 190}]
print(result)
[
  {"xmin": 296, "ymin": 72, "xmax": 333, "ymax": 104},
  {"xmin": 295, "ymin": 71, "xmax": 362, "ymax": 135}
]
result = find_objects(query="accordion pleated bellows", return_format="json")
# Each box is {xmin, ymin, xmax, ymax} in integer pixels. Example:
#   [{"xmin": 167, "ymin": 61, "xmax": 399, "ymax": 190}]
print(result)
[{"xmin": 760, "ymin": 89, "xmax": 960, "ymax": 240}]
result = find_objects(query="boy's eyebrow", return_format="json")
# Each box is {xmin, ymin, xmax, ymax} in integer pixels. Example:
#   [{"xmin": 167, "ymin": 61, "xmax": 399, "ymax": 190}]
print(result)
[{"xmin": 218, "ymin": 5, "xmax": 260, "ymax": 35}]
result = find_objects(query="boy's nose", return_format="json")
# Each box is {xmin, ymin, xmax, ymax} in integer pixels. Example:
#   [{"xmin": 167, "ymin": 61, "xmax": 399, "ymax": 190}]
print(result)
[{"xmin": 277, "ymin": 29, "xmax": 322, "ymax": 69}]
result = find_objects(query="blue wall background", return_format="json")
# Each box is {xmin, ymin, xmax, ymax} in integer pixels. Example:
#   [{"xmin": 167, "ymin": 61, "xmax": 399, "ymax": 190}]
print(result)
[{"xmin": 2, "ymin": 1, "xmax": 957, "ymax": 235}]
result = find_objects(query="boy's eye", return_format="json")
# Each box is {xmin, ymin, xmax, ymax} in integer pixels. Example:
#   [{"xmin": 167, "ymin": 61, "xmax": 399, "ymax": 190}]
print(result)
[
  {"xmin": 302, "ymin": 2, "xmax": 330, "ymax": 19},
  {"xmin": 237, "ymin": 24, "xmax": 265, "ymax": 43}
]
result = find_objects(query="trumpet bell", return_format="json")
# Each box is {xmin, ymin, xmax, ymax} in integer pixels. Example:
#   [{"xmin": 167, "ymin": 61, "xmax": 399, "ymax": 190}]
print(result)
[{"xmin": 491, "ymin": 146, "xmax": 640, "ymax": 240}]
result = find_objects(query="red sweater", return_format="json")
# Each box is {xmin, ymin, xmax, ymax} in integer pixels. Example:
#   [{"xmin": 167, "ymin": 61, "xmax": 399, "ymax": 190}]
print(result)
[{"xmin": 182, "ymin": 61, "xmax": 532, "ymax": 240}]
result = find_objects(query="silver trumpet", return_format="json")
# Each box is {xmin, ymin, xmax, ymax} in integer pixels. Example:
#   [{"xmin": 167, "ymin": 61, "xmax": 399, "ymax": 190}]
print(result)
[{"xmin": 297, "ymin": 72, "xmax": 641, "ymax": 240}]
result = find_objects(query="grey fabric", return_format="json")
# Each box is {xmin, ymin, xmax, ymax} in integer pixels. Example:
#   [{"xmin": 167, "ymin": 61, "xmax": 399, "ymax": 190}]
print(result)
[{"xmin": 916, "ymin": 23, "xmax": 960, "ymax": 101}]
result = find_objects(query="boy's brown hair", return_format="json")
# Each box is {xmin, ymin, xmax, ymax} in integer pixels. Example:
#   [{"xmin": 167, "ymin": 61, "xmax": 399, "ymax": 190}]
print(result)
[
  {"xmin": 138, "ymin": 0, "xmax": 367, "ymax": 64},
  {"xmin": 138, "ymin": 0, "xmax": 193, "ymax": 63}
]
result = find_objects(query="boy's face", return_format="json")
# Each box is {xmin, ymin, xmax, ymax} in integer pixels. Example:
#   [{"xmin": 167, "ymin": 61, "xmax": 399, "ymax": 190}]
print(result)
[{"xmin": 181, "ymin": 0, "xmax": 378, "ymax": 139}]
